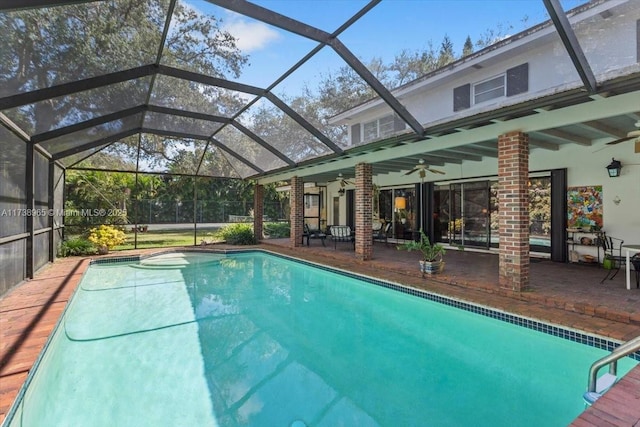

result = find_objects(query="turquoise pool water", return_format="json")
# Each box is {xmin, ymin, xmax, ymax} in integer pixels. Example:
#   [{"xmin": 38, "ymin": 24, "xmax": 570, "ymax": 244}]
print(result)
[{"xmin": 6, "ymin": 251, "xmax": 637, "ymax": 426}]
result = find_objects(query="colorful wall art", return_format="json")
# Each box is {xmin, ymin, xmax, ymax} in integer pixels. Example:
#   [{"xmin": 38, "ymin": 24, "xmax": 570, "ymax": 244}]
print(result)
[{"xmin": 567, "ymin": 185, "xmax": 603, "ymax": 229}]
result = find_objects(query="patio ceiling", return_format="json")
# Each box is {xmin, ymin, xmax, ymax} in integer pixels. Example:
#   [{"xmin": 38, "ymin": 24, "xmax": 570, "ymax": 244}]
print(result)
[{"xmin": 1, "ymin": 0, "xmax": 639, "ymax": 181}]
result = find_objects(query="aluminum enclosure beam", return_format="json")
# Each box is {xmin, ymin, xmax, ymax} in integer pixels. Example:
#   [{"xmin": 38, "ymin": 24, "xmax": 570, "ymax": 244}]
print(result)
[
  {"xmin": 231, "ymin": 122, "xmax": 296, "ymax": 166},
  {"xmin": 0, "ymin": 65, "xmax": 157, "ymax": 110},
  {"xmin": 543, "ymin": 0, "xmax": 597, "ymax": 93}
]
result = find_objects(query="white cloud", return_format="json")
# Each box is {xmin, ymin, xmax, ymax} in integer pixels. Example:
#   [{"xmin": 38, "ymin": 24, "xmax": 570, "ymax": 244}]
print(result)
[{"xmin": 224, "ymin": 19, "xmax": 281, "ymax": 53}]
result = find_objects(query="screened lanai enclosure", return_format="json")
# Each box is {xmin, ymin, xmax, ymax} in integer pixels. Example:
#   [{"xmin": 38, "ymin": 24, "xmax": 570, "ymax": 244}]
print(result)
[{"xmin": 2, "ymin": 0, "xmax": 640, "ymax": 294}]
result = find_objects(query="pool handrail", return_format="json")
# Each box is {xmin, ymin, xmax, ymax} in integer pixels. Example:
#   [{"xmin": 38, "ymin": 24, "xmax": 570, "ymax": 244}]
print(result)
[{"xmin": 584, "ymin": 334, "xmax": 640, "ymax": 403}]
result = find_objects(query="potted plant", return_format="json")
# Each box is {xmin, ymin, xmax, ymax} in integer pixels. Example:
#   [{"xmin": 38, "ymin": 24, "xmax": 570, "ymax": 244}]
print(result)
[
  {"xmin": 397, "ymin": 229, "xmax": 446, "ymax": 275},
  {"xmin": 88, "ymin": 225, "xmax": 127, "ymax": 255}
]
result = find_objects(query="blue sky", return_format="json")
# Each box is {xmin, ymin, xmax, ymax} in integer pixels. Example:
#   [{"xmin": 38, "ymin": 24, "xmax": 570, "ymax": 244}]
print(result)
[{"xmin": 192, "ymin": 0, "xmax": 586, "ymax": 95}]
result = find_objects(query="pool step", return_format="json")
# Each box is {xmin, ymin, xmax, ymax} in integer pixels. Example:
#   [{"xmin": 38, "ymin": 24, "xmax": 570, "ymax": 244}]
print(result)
[
  {"xmin": 582, "ymin": 335, "xmax": 640, "ymax": 406},
  {"xmin": 583, "ymin": 373, "xmax": 618, "ymax": 405}
]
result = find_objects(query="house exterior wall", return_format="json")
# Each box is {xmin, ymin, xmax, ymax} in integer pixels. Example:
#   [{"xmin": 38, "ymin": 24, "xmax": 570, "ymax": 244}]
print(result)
[
  {"xmin": 345, "ymin": 139, "xmax": 639, "ymax": 248},
  {"xmin": 338, "ymin": 1, "xmax": 639, "ymax": 146}
]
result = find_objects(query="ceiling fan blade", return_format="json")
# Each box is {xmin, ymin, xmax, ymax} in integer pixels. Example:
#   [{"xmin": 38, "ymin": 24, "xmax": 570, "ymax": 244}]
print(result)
[
  {"xmin": 428, "ymin": 168, "xmax": 445, "ymax": 175},
  {"xmin": 606, "ymin": 135, "xmax": 634, "ymax": 145},
  {"xmin": 405, "ymin": 168, "xmax": 418, "ymax": 175}
]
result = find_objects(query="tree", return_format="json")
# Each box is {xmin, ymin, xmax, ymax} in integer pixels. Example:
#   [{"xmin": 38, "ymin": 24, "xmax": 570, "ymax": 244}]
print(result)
[
  {"xmin": 437, "ymin": 35, "xmax": 455, "ymax": 68},
  {"xmin": 388, "ymin": 46, "xmax": 437, "ymax": 86},
  {"xmin": 0, "ymin": 1, "xmax": 247, "ymax": 137},
  {"xmin": 475, "ymin": 23, "xmax": 514, "ymax": 50},
  {"xmin": 462, "ymin": 36, "xmax": 474, "ymax": 57}
]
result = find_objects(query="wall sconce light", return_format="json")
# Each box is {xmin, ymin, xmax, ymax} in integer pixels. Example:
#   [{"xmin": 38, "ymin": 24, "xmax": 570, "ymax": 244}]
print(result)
[
  {"xmin": 394, "ymin": 196, "xmax": 406, "ymax": 210},
  {"xmin": 606, "ymin": 158, "xmax": 622, "ymax": 177},
  {"xmin": 613, "ymin": 195, "xmax": 621, "ymax": 205},
  {"xmin": 338, "ymin": 188, "xmax": 345, "ymax": 196}
]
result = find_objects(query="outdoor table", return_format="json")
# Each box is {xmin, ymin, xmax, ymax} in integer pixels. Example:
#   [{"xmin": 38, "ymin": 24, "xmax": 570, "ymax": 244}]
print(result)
[{"xmin": 622, "ymin": 244, "xmax": 640, "ymax": 290}]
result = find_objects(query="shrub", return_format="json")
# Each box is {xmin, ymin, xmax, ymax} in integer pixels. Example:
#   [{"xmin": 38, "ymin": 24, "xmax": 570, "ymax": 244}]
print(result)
[
  {"xmin": 217, "ymin": 223, "xmax": 256, "ymax": 245},
  {"xmin": 88, "ymin": 224, "xmax": 127, "ymax": 249},
  {"xmin": 58, "ymin": 238, "xmax": 97, "ymax": 257},
  {"xmin": 264, "ymin": 221, "xmax": 290, "ymax": 238}
]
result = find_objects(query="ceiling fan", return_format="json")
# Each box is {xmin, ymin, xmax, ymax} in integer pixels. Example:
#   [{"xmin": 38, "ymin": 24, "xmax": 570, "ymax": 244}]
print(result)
[
  {"xmin": 404, "ymin": 159, "xmax": 445, "ymax": 178},
  {"xmin": 331, "ymin": 173, "xmax": 354, "ymax": 188},
  {"xmin": 605, "ymin": 120, "xmax": 640, "ymax": 153}
]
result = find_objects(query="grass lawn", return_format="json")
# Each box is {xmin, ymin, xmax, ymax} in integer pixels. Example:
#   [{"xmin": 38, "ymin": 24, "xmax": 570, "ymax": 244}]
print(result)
[{"xmin": 114, "ymin": 227, "xmax": 223, "ymax": 250}]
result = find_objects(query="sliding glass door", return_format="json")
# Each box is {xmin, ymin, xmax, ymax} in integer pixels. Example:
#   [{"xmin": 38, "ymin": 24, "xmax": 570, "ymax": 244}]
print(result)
[{"xmin": 434, "ymin": 177, "xmax": 549, "ymax": 253}]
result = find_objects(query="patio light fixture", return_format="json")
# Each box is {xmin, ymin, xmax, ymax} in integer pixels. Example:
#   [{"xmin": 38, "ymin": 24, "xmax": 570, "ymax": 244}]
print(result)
[
  {"xmin": 606, "ymin": 158, "xmax": 622, "ymax": 177},
  {"xmin": 394, "ymin": 196, "xmax": 406, "ymax": 210}
]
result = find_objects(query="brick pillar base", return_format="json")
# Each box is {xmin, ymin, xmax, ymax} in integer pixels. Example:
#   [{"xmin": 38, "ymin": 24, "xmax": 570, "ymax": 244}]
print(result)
[
  {"xmin": 355, "ymin": 163, "xmax": 373, "ymax": 261},
  {"xmin": 498, "ymin": 131, "xmax": 530, "ymax": 291},
  {"xmin": 253, "ymin": 184, "xmax": 264, "ymax": 242},
  {"xmin": 290, "ymin": 176, "xmax": 304, "ymax": 247}
]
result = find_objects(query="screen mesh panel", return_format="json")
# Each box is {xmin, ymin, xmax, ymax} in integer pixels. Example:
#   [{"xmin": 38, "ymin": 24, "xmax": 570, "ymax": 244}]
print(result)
[
  {"xmin": 39, "ymin": 114, "xmax": 144, "ymax": 156},
  {"xmin": 0, "ymin": 127, "xmax": 27, "ymax": 238},
  {"xmin": 34, "ymin": 151, "xmax": 49, "ymax": 230},
  {"xmin": 236, "ymin": 98, "xmax": 334, "ymax": 163},
  {"xmin": 0, "ymin": 240, "xmax": 26, "ymax": 295},
  {"xmin": 150, "ymin": 74, "xmax": 255, "ymax": 118},
  {"xmin": 0, "ymin": 0, "xmax": 166, "ymax": 98},
  {"xmin": 3, "ymin": 77, "xmax": 152, "ymax": 135}
]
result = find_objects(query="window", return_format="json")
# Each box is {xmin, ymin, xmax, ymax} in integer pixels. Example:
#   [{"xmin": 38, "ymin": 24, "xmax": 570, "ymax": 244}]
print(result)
[
  {"xmin": 473, "ymin": 74, "xmax": 505, "ymax": 104},
  {"xmin": 362, "ymin": 114, "xmax": 395, "ymax": 142},
  {"xmin": 453, "ymin": 63, "xmax": 528, "ymax": 111}
]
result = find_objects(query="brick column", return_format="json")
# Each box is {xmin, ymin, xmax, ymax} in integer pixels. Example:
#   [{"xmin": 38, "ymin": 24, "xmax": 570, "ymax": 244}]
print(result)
[
  {"xmin": 253, "ymin": 183, "xmax": 264, "ymax": 242},
  {"xmin": 355, "ymin": 163, "xmax": 373, "ymax": 261},
  {"xmin": 290, "ymin": 176, "xmax": 304, "ymax": 247},
  {"xmin": 498, "ymin": 131, "xmax": 530, "ymax": 291}
]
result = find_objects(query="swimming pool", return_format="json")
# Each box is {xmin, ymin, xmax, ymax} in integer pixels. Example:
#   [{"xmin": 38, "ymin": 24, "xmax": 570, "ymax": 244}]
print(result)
[{"xmin": 5, "ymin": 251, "xmax": 637, "ymax": 426}]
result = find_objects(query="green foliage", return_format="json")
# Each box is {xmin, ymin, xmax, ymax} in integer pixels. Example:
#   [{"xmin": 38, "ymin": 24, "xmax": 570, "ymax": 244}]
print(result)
[
  {"xmin": 58, "ymin": 238, "xmax": 97, "ymax": 257},
  {"xmin": 264, "ymin": 222, "xmax": 290, "ymax": 238},
  {"xmin": 88, "ymin": 225, "xmax": 127, "ymax": 249},
  {"xmin": 397, "ymin": 229, "xmax": 445, "ymax": 262},
  {"xmin": 529, "ymin": 178, "xmax": 551, "ymax": 235},
  {"xmin": 217, "ymin": 223, "xmax": 256, "ymax": 245}
]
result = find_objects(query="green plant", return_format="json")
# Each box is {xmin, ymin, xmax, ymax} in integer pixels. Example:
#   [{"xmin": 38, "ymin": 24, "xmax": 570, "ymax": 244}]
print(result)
[
  {"xmin": 88, "ymin": 224, "xmax": 127, "ymax": 249},
  {"xmin": 58, "ymin": 238, "xmax": 97, "ymax": 257},
  {"xmin": 264, "ymin": 222, "xmax": 290, "ymax": 238},
  {"xmin": 397, "ymin": 229, "xmax": 445, "ymax": 262},
  {"xmin": 217, "ymin": 223, "xmax": 257, "ymax": 245}
]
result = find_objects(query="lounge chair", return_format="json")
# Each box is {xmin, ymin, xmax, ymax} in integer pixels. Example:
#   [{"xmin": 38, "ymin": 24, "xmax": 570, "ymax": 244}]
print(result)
[
  {"xmin": 302, "ymin": 223, "xmax": 326, "ymax": 246},
  {"xmin": 329, "ymin": 225, "xmax": 355, "ymax": 249},
  {"xmin": 373, "ymin": 222, "xmax": 392, "ymax": 246}
]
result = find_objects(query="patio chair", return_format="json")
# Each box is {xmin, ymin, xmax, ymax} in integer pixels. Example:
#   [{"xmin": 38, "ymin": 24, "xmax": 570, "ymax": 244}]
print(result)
[
  {"xmin": 302, "ymin": 223, "xmax": 326, "ymax": 246},
  {"xmin": 329, "ymin": 225, "xmax": 355, "ymax": 249},
  {"xmin": 373, "ymin": 222, "xmax": 392, "ymax": 246},
  {"xmin": 596, "ymin": 232, "xmax": 624, "ymax": 283}
]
